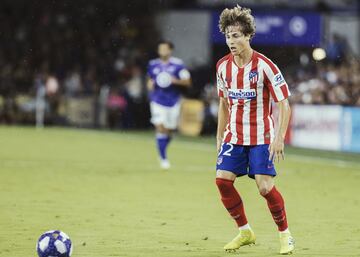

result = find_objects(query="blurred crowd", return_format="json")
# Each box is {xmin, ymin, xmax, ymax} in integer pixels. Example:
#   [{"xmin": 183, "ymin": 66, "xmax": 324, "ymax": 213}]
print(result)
[
  {"xmin": 288, "ymin": 58, "xmax": 360, "ymax": 106},
  {"xmin": 0, "ymin": 1, "xmax": 157, "ymax": 127},
  {"xmin": 288, "ymin": 33, "xmax": 360, "ymax": 106}
]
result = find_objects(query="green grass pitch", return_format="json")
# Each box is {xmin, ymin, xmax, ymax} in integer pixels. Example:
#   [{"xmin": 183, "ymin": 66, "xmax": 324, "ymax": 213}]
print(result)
[{"xmin": 1, "ymin": 126, "xmax": 360, "ymax": 257}]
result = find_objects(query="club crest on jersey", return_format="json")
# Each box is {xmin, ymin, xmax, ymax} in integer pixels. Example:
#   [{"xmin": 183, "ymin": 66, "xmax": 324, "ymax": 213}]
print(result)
[
  {"xmin": 156, "ymin": 71, "xmax": 172, "ymax": 88},
  {"xmin": 249, "ymin": 70, "xmax": 258, "ymax": 83},
  {"xmin": 228, "ymin": 89, "xmax": 256, "ymax": 100}
]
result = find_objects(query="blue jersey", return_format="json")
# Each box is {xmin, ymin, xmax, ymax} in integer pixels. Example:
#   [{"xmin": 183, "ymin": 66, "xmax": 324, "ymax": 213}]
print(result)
[{"xmin": 147, "ymin": 57, "xmax": 189, "ymax": 107}]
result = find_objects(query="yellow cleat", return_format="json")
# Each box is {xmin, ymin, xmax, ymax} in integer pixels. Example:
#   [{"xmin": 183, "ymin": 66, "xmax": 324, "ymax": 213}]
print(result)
[
  {"xmin": 279, "ymin": 232, "xmax": 295, "ymax": 255},
  {"xmin": 223, "ymin": 229, "xmax": 256, "ymax": 251}
]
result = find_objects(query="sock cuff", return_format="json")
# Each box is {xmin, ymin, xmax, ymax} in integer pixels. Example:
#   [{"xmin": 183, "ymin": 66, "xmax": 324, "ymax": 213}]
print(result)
[
  {"xmin": 215, "ymin": 177, "xmax": 235, "ymax": 184},
  {"xmin": 264, "ymin": 186, "xmax": 277, "ymax": 198},
  {"xmin": 279, "ymin": 228, "xmax": 290, "ymax": 233}
]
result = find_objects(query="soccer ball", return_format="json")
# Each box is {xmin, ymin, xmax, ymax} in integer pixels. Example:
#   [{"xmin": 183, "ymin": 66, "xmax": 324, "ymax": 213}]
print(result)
[{"xmin": 36, "ymin": 230, "xmax": 73, "ymax": 257}]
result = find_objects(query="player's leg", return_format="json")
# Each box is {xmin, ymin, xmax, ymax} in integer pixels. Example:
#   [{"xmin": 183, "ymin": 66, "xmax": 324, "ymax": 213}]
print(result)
[
  {"xmin": 150, "ymin": 102, "xmax": 172, "ymax": 169},
  {"xmin": 255, "ymin": 175, "xmax": 288, "ymax": 231},
  {"xmin": 154, "ymin": 101, "xmax": 180, "ymax": 169},
  {"xmin": 216, "ymin": 170, "xmax": 248, "ymax": 228},
  {"xmin": 249, "ymin": 145, "xmax": 294, "ymax": 254},
  {"xmin": 155, "ymin": 124, "xmax": 172, "ymax": 169},
  {"xmin": 215, "ymin": 144, "xmax": 255, "ymax": 251},
  {"xmin": 255, "ymin": 175, "xmax": 294, "ymax": 254}
]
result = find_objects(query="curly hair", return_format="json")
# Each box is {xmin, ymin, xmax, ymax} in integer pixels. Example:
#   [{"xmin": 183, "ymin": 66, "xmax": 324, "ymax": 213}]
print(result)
[{"xmin": 219, "ymin": 5, "xmax": 256, "ymax": 40}]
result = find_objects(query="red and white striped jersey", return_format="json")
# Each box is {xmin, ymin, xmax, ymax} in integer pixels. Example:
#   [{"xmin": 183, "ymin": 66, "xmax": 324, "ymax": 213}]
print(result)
[{"xmin": 216, "ymin": 51, "xmax": 291, "ymax": 145}]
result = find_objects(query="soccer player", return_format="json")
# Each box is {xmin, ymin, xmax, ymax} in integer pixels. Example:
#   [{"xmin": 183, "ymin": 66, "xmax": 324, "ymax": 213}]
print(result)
[
  {"xmin": 147, "ymin": 40, "xmax": 191, "ymax": 169},
  {"xmin": 215, "ymin": 6, "xmax": 295, "ymax": 254}
]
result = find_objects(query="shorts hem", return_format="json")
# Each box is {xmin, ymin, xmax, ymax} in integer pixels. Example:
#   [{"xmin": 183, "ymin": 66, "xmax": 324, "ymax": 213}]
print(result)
[
  {"xmin": 216, "ymin": 168, "xmax": 247, "ymax": 177},
  {"xmin": 248, "ymin": 172, "xmax": 276, "ymax": 179}
]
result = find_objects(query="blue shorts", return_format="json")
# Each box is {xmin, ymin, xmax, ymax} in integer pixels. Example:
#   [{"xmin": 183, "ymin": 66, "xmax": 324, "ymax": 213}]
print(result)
[{"xmin": 216, "ymin": 143, "xmax": 276, "ymax": 179}]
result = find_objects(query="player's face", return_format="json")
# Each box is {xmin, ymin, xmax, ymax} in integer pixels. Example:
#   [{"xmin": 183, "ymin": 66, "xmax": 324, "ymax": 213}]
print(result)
[
  {"xmin": 158, "ymin": 43, "xmax": 172, "ymax": 59},
  {"xmin": 225, "ymin": 25, "xmax": 250, "ymax": 56}
]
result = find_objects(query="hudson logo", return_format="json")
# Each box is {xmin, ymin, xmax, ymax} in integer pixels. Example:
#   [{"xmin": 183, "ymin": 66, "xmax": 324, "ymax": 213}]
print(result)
[{"xmin": 228, "ymin": 89, "xmax": 256, "ymax": 100}]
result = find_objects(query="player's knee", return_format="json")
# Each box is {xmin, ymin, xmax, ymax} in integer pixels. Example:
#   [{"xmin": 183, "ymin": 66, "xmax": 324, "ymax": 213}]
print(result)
[
  {"xmin": 155, "ymin": 124, "xmax": 167, "ymax": 134},
  {"xmin": 215, "ymin": 178, "xmax": 233, "ymax": 192},
  {"xmin": 259, "ymin": 186, "xmax": 271, "ymax": 196}
]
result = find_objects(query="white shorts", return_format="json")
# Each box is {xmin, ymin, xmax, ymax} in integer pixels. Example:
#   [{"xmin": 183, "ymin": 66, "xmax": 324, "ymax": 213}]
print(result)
[{"xmin": 150, "ymin": 101, "xmax": 181, "ymax": 130}]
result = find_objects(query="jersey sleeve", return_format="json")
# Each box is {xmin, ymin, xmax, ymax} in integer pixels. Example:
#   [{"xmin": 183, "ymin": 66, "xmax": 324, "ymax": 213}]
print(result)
[
  {"xmin": 178, "ymin": 67, "xmax": 191, "ymax": 80},
  {"xmin": 263, "ymin": 62, "xmax": 291, "ymax": 102},
  {"xmin": 176, "ymin": 63, "xmax": 191, "ymax": 80},
  {"xmin": 216, "ymin": 71, "xmax": 227, "ymax": 98},
  {"xmin": 147, "ymin": 63, "xmax": 153, "ymax": 78}
]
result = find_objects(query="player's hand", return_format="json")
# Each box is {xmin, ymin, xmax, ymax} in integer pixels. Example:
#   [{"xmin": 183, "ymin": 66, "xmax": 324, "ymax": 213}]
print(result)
[
  {"xmin": 171, "ymin": 76, "xmax": 179, "ymax": 85},
  {"xmin": 269, "ymin": 137, "xmax": 285, "ymax": 163},
  {"xmin": 147, "ymin": 79, "xmax": 154, "ymax": 91}
]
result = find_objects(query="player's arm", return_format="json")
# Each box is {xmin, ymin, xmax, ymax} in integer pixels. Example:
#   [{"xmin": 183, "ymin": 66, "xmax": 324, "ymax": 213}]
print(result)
[
  {"xmin": 171, "ymin": 77, "xmax": 191, "ymax": 87},
  {"xmin": 172, "ymin": 68, "xmax": 191, "ymax": 87},
  {"xmin": 146, "ymin": 76, "xmax": 154, "ymax": 91},
  {"xmin": 217, "ymin": 97, "xmax": 229, "ymax": 152},
  {"xmin": 215, "ymin": 68, "xmax": 228, "ymax": 152},
  {"xmin": 264, "ymin": 60, "xmax": 291, "ymax": 163},
  {"xmin": 269, "ymin": 99, "xmax": 291, "ymax": 163},
  {"xmin": 146, "ymin": 62, "xmax": 154, "ymax": 91}
]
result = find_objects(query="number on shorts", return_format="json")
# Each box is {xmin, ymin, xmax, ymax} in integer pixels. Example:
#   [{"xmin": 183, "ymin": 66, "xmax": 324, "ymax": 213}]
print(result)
[
  {"xmin": 220, "ymin": 143, "xmax": 233, "ymax": 156},
  {"xmin": 224, "ymin": 143, "xmax": 233, "ymax": 156}
]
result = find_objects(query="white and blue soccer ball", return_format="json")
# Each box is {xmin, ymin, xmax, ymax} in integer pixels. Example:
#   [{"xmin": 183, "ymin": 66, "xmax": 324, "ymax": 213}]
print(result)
[{"xmin": 36, "ymin": 230, "xmax": 73, "ymax": 257}]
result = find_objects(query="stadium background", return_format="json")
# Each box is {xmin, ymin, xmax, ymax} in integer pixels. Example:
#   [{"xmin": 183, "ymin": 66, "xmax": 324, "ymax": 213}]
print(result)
[
  {"xmin": 1, "ymin": 1, "xmax": 360, "ymax": 257},
  {"xmin": 1, "ymin": 0, "xmax": 360, "ymax": 152}
]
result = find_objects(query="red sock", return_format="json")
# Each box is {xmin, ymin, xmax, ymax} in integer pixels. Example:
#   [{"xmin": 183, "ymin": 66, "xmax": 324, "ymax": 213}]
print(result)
[
  {"xmin": 216, "ymin": 178, "xmax": 248, "ymax": 227},
  {"xmin": 262, "ymin": 186, "xmax": 288, "ymax": 231}
]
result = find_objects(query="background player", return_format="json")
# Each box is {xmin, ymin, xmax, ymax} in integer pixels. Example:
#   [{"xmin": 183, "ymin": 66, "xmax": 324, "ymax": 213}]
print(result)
[
  {"xmin": 147, "ymin": 40, "xmax": 191, "ymax": 169},
  {"xmin": 214, "ymin": 6, "xmax": 294, "ymax": 254}
]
